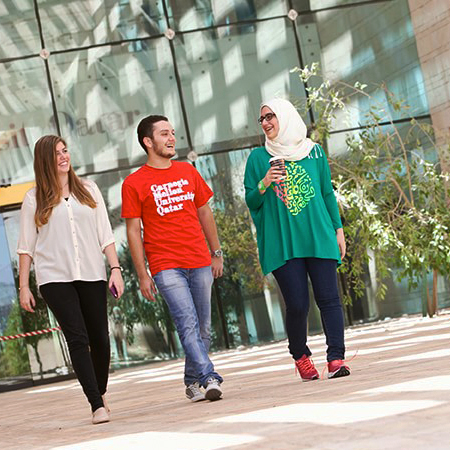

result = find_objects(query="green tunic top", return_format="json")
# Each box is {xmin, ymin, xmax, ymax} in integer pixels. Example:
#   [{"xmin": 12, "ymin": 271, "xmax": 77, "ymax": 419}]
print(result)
[{"xmin": 244, "ymin": 145, "xmax": 342, "ymax": 275}]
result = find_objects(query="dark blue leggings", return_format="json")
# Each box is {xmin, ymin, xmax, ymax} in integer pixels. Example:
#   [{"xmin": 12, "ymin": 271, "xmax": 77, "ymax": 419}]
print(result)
[{"xmin": 273, "ymin": 258, "xmax": 345, "ymax": 361}]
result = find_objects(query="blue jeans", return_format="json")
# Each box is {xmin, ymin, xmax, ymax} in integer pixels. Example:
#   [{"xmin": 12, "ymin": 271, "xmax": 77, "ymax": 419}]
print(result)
[
  {"xmin": 153, "ymin": 266, "xmax": 223, "ymax": 387},
  {"xmin": 273, "ymin": 258, "xmax": 345, "ymax": 362}
]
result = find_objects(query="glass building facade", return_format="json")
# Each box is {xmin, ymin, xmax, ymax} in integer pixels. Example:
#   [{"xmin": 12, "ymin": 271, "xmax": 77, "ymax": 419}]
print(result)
[{"xmin": 1, "ymin": 0, "xmax": 449, "ymax": 389}]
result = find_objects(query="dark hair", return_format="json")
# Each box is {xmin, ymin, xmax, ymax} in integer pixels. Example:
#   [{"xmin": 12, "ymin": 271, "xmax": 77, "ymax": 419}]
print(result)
[{"xmin": 137, "ymin": 115, "xmax": 168, "ymax": 153}]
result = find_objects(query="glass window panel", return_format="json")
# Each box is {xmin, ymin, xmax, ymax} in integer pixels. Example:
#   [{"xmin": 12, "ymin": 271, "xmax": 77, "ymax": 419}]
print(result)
[
  {"xmin": 296, "ymin": 0, "xmax": 428, "ymax": 131},
  {"xmin": 293, "ymin": 0, "xmax": 390, "ymax": 11},
  {"xmin": 37, "ymin": 0, "xmax": 167, "ymax": 51},
  {"xmin": 166, "ymin": 0, "xmax": 288, "ymax": 32},
  {"xmin": 0, "ymin": 211, "xmax": 32, "ymax": 386},
  {"xmin": 0, "ymin": 59, "xmax": 56, "ymax": 186},
  {"xmin": 85, "ymin": 168, "xmax": 181, "ymax": 364},
  {"xmin": 326, "ymin": 117, "xmax": 434, "ymax": 158},
  {"xmin": 0, "ymin": 0, "xmax": 41, "ymax": 59},
  {"xmin": 195, "ymin": 148, "xmax": 287, "ymax": 345},
  {"xmin": 1, "ymin": 209, "xmax": 72, "ymax": 383},
  {"xmin": 173, "ymin": 18, "xmax": 307, "ymax": 154},
  {"xmin": 49, "ymin": 38, "xmax": 188, "ymax": 175}
]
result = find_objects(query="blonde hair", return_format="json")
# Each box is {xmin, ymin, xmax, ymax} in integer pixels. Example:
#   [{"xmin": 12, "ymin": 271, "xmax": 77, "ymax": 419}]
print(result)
[{"xmin": 33, "ymin": 135, "xmax": 96, "ymax": 227}]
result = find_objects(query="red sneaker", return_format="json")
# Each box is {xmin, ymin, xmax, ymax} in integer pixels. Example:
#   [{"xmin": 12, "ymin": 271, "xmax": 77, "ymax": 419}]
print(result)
[
  {"xmin": 327, "ymin": 360, "xmax": 350, "ymax": 379},
  {"xmin": 295, "ymin": 355, "xmax": 319, "ymax": 381}
]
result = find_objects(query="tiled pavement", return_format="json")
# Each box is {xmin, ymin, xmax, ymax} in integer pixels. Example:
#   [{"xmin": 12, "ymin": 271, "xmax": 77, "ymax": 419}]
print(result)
[{"xmin": 1, "ymin": 312, "xmax": 450, "ymax": 449}]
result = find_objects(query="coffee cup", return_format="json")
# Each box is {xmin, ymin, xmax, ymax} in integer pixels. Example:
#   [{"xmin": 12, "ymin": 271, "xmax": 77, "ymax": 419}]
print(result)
[{"xmin": 269, "ymin": 156, "xmax": 286, "ymax": 180}]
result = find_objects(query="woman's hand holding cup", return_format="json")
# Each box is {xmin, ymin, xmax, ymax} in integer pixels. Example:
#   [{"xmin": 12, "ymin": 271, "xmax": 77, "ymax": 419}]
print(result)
[
  {"xmin": 262, "ymin": 166, "xmax": 284, "ymax": 187},
  {"xmin": 262, "ymin": 157, "xmax": 286, "ymax": 187}
]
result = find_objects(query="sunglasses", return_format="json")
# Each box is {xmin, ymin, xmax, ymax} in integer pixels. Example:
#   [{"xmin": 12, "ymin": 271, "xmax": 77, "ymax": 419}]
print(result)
[{"xmin": 258, "ymin": 112, "xmax": 276, "ymax": 124}]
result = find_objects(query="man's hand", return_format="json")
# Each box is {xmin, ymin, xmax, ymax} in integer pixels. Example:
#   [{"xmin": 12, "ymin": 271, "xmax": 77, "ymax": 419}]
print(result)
[
  {"xmin": 211, "ymin": 256, "xmax": 223, "ymax": 278},
  {"xmin": 197, "ymin": 204, "xmax": 223, "ymax": 279},
  {"xmin": 139, "ymin": 273, "xmax": 157, "ymax": 301}
]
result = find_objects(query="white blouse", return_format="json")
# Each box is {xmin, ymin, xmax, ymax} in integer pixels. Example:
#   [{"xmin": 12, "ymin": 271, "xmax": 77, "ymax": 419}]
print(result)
[{"xmin": 17, "ymin": 180, "xmax": 115, "ymax": 287}]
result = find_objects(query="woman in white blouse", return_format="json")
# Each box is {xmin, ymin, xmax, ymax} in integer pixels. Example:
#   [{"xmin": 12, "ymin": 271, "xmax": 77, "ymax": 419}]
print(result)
[{"xmin": 17, "ymin": 135, "xmax": 124, "ymax": 425}]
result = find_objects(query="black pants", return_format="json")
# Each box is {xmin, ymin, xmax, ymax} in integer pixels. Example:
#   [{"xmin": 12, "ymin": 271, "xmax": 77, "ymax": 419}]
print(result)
[
  {"xmin": 40, "ymin": 280, "xmax": 109, "ymax": 412},
  {"xmin": 273, "ymin": 258, "xmax": 345, "ymax": 362}
]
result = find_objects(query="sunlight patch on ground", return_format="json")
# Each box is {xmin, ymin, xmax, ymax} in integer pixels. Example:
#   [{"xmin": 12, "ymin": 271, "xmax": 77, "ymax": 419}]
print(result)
[
  {"xmin": 349, "ymin": 343, "xmax": 414, "ymax": 355},
  {"xmin": 51, "ymin": 431, "xmax": 260, "ymax": 450},
  {"xmin": 210, "ymin": 400, "xmax": 443, "ymax": 425},
  {"xmin": 26, "ymin": 383, "xmax": 78, "ymax": 394},
  {"xmin": 393, "ymin": 333, "xmax": 450, "ymax": 346},
  {"xmin": 375, "ymin": 348, "xmax": 450, "ymax": 363},
  {"xmin": 356, "ymin": 375, "xmax": 450, "ymax": 394}
]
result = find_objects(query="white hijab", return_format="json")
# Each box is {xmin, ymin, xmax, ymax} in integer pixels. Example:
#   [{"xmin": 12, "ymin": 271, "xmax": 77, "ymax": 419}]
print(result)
[{"xmin": 262, "ymin": 98, "xmax": 316, "ymax": 161}]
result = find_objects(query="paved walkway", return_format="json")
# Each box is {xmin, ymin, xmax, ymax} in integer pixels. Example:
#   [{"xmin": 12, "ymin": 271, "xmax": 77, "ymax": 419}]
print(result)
[{"xmin": 1, "ymin": 312, "xmax": 450, "ymax": 450}]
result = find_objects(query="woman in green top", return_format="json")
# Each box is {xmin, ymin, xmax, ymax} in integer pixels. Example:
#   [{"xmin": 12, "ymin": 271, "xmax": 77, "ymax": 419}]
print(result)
[{"xmin": 244, "ymin": 98, "xmax": 350, "ymax": 381}]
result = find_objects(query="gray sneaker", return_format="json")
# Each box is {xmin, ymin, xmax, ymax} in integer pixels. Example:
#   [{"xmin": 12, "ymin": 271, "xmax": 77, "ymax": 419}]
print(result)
[
  {"xmin": 185, "ymin": 382, "xmax": 205, "ymax": 402},
  {"xmin": 205, "ymin": 377, "xmax": 223, "ymax": 401}
]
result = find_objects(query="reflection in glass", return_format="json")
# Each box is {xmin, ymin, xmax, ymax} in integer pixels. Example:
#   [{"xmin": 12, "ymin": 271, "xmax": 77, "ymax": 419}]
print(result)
[
  {"xmin": 327, "ymin": 118, "xmax": 434, "ymax": 158},
  {"xmin": 0, "ymin": 0, "xmax": 443, "ymax": 383},
  {"xmin": 293, "ymin": 0, "xmax": 382, "ymax": 11},
  {"xmin": 0, "ymin": 214, "xmax": 19, "ymax": 340},
  {"xmin": 296, "ymin": 0, "xmax": 428, "ymax": 130},
  {"xmin": 38, "ymin": 0, "xmax": 167, "ymax": 51},
  {"xmin": 0, "ymin": 58, "xmax": 56, "ymax": 185},
  {"xmin": 166, "ymin": 0, "xmax": 287, "ymax": 32},
  {"xmin": 0, "ymin": 212, "xmax": 31, "ymax": 386},
  {"xmin": 0, "ymin": 1, "xmax": 41, "ymax": 59},
  {"xmin": 49, "ymin": 39, "xmax": 188, "ymax": 175},
  {"xmin": 196, "ymin": 148, "xmax": 287, "ymax": 346},
  {"xmin": 88, "ymin": 168, "xmax": 181, "ymax": 366},
  {"xmin": 174, "ymin": 19, "xmax": 306, "ymax": 154},
  {"xmin": 1, "ymin": 210, "xmax": 71, "ymax": 383}
]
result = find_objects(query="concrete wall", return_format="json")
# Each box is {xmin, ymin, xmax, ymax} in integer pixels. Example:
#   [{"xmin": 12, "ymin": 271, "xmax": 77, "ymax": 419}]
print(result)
[{"xmin": 408, "ymin": 0, "xmax": 450, "ymax": 167}]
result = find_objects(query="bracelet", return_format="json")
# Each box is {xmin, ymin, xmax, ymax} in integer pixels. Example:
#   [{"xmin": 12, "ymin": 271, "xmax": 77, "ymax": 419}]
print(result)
[
  {"xmin": 18, "ymin": 285, "xmax": 29, "ymax": 291},
  {"xmin": 258, "ymin": 179, "xmax": 267, "ymax": 191},
  {"xmin": 110, "ymin": 266, "xmax": 123, "ymax": 272}
]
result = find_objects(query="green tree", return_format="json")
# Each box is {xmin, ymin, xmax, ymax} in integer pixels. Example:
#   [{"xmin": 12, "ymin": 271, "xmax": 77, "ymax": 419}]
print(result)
[
  {"xmin": 0, "ymin": 301, "xmax": 30, "ymax": 378},
  {"xmin": 292, "ymin": 63, "xmax": 450, "ymax": 316},
  {"xmin": 212, "ymin": 200, "xmax": 265, "ymax": 347},
  {"xmin": 12, "ymin": 265, "xmax": 52, "ymax": 378},
  {"xmin": 113, "ymin": 243, "xmax": 177, "ymax": 358}
]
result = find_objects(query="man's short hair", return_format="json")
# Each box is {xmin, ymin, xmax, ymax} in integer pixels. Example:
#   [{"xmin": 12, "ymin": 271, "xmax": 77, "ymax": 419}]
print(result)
[{"xmin": 137, "ymin": 115, "xmax": 168, "ymax": 153}]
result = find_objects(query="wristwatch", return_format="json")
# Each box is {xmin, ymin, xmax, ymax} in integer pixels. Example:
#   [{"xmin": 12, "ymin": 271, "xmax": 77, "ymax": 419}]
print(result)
[{"xmin": 211, "ymin": 249, "xmax": 223, "ymax": 258}]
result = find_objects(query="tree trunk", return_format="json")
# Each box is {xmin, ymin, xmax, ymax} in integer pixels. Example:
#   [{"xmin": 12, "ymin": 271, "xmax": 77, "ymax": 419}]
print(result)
[
  {"xmin": 426, "ymin": 281, "xmax": 433, "ymax": 317},
  {"xmin": 339, "ymin": 272, "xmax": 353, "ymax": 326},
  {"xmin": 432, "ymin": 269, "xmax": 438, "ymax": 315},
  {"xmin": 213, "ymin": 279, "xmax": 230, "ymax": 349},
  {"xmin": 232, "ymin": 280, "xmax": 250, "ymax": 346},
  {"xmin": 426, "ymin": 269, "xmax": 439, "ymax": 317}
]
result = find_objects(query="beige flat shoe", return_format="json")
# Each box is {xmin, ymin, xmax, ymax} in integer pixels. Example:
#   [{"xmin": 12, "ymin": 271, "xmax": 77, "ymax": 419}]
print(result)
[
  {"xmin": 92, "ymin": 407, "xmax": 110, "ymax": 425},
  {"xmin": 102, "ymin": 394, "xmax": 111, "ymax": 413}
]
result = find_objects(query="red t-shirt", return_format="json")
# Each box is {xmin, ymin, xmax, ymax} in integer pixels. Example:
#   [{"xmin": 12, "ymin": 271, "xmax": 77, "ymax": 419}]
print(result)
[{"xmin": 121, "ymin": 161, "xmax": 213, "ymax": 275}]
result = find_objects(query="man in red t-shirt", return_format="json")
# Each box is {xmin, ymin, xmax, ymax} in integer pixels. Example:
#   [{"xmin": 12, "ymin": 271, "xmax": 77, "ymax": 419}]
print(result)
[{"xmin": 122, "ymin": 115, "xmax": 224, "ymax": 402}]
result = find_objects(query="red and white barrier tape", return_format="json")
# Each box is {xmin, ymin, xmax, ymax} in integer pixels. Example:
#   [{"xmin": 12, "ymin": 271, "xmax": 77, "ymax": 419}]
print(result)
[{"xmin": 0, "ymin": 327, "xmax": 61, "ymax": 342}]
